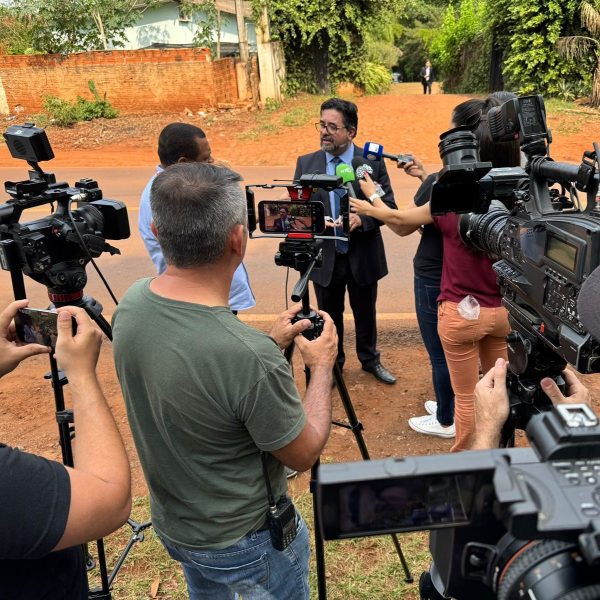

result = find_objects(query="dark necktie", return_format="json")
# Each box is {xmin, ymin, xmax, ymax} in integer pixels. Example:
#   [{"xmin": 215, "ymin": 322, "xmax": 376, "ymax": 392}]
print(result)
[{"xmin": 330, "ymin": 157, "xmax": 348, "ymax": 254}]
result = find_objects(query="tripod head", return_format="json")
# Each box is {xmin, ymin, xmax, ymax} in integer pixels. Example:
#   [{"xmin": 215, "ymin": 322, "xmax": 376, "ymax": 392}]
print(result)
[{"xmin": 274, "ymin": 233, "xmax": 324, "ymax": 340}]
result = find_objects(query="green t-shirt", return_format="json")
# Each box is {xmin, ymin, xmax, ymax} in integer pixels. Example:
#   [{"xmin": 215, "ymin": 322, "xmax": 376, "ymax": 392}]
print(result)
[{"xmin": 112, "ymin": 279, "xmax": 306, "ymax": 550}]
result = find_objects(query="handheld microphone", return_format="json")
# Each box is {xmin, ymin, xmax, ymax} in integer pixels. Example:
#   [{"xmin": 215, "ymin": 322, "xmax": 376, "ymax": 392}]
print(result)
[
  {"xmin": 335, "ymin": 162, "xmax": 358, "ymax": 197},
  {"xmin": 363, "ymin": 142, "xmax": 413, "ymax": 165},
  {"xmin": 351, "ymin": 156, "xmax": 385, "ymax": 199}
]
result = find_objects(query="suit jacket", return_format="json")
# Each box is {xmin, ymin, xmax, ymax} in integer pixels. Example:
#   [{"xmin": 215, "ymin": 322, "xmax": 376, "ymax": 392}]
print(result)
[
  {"xmin": 420, "ymin": 66, "xmax": 435, "ymax": 83},
  {"xmin": 293, "ymin": 145, "xmax": 397, "ymax": 287}
]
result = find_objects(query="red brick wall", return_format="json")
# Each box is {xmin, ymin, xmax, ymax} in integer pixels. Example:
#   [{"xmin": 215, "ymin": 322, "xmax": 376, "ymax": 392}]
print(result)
[{"xmin": 0, "ymin": 48, "xmax": 242, "ymax": 114}]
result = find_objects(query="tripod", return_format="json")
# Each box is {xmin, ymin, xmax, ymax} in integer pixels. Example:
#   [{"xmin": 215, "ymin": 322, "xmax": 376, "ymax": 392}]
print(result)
[
  {"xmin": 276, "ymin": 237, "xmax": 412, "ymax": 599},
  {"xmin": 3, "ymin": 239, "xmax": 151, "ymax": 599}
]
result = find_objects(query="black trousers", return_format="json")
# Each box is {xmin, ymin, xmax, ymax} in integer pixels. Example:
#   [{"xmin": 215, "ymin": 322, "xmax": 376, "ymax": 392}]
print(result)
[{"xmin": 313, "ymin": 254, "xmax": 379, "ymax": 369}]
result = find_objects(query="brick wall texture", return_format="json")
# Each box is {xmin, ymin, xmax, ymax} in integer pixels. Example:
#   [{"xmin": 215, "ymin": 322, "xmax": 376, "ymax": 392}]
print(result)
[{"xmin": 0, "ymin": 48, "xmax": 243, "ymax": 114}]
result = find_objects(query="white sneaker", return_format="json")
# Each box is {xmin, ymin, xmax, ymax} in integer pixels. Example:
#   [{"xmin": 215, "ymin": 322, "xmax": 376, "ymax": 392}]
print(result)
[
  {"xmin": 424, "ymin": 400, "xmax": 437, "ymax": 416},
  {"xmin": 408, "ymin": 414, "xmax": 455, "ymax": 438}
]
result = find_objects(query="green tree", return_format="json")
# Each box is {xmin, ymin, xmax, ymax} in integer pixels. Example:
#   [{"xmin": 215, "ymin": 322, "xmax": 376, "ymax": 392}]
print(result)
[
  {"xmin": 492, "ymin": 0, "xmax": 582, "ymax": 97},
  {"xmin": 429, "ymin": 0, "xmax": 490, "ymax": 92},
  {"xmin": 557, "ymin": 0, "xmax": 600, "ymax": 107},
  {"xmin": 253, "ymin": 0, "xmax": 411, "ymax": 94},
  {"xmin": 1, "ymin": 0, "xmax": 156, "ymax": 54},
  {"xmin": 395, "ymin": 1, "xmax": 446, "ymax": 82}
]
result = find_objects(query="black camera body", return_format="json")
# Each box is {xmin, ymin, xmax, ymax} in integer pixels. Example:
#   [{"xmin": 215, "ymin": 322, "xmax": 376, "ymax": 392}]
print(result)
[
  {"xmin": 0, "ymin": 124, "xmax": 130, "ymax": 298},
  {"xmin": 318, "ymin": 404, "xmax": 600, "ymax": 599},
  {"xmin": 431, "ymin": 96, "xmax": 600, "ymax": 435}
]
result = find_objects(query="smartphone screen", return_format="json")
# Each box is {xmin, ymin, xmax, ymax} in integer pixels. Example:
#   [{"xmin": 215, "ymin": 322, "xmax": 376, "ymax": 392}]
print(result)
[
  {"xmin": 258, "ymin": 201, "xmax": 325, "ymax": 234},
  {"xmin": 14, "ymin": 308, "xmax": 59, "ymax": 347}
]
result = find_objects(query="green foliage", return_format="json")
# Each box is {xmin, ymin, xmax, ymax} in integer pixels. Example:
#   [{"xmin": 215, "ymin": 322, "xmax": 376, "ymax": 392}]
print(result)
[
  {"xmin": 429, "ymin": 0, "xmax": 490, "ymax": 92},
  {"xmin": 42, "ymin": 82, "xmax": 118, "ymax": 127},
  {"xmin": 252, "ymin": 0, "xmax": 411, "ymax": 94},
  {"xmin": 355, "ymin": 62, "xmax": 393, "ymax": 95},
  {"xmin": 181, "ymin": 0, "xmax": 219, "ymax": 54},
  {"xmin": 264, "ymin": 97, "xmax": 282, "ymax": 112},
  {"xmin": 365, "ymin": 40, "xmax": 402, "ymax": 71},
  {"xmin": 1, "ymin": 0, "xmax": 155, "ymax": 54},
  {"xmin": 492, "ymin": 0, "xmax": 587, "ymax": 97}
]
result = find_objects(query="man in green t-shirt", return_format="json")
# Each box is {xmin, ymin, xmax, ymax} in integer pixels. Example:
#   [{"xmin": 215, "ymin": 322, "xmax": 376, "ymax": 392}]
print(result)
[{"xmin": 112, "ymin": 162, "xmax": 337, "ymax": 600}]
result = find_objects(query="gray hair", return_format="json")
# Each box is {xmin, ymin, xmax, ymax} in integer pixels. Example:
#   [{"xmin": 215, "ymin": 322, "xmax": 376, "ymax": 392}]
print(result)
[{"xmin": 150, "ymin": 162, "xmax": 246, "ymax": 268}]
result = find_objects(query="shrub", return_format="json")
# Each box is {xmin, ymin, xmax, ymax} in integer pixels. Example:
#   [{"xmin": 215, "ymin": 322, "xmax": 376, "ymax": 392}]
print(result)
[
  {"xmin": 42, "ymin": 82, "xmax": 118, "ymax": 127},
  {"xmin": 355, "ymin": 62, "xmax": 393, "ymax": 95}
]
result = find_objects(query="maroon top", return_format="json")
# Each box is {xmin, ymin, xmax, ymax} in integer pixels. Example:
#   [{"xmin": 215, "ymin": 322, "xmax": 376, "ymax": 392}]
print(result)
[{"xmin": 434, "ymin": 213, "xmax": 502, "ymax": 308}]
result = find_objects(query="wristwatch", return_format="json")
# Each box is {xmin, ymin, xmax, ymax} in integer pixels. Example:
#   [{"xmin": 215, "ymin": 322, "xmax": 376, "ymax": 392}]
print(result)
[{"xmin": 368, "ymin": 193, "xmax": 380, "ymax": 204}]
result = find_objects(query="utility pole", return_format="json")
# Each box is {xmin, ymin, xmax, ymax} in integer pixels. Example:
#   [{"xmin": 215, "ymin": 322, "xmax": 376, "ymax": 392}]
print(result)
[{"xmin": 234, "ymin": 0, "xmax": 249, "ymax": 62}]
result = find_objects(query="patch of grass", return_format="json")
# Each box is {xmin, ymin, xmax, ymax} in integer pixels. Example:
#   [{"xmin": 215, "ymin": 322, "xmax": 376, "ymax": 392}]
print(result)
[
  {"xmin": 281, "ymin": 106, "xmax": 313, "ymax": 128},
  {"xmin": 92, "ymin": 492, "xmax": 431, "ymax": 599},
  {"xmin": 237, "ymin": 120, "xmax": 281, "ymax": 140}
]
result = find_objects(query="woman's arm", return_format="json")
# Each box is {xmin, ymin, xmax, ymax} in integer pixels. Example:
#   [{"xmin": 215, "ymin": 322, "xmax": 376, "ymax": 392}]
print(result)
[
  {"xmin": 350, "ymin": 196, "xmax": 433, "ymax": 235},
  {"xmin": 352, "ymin": 171, "xmax": 433, "ymax": 236}
]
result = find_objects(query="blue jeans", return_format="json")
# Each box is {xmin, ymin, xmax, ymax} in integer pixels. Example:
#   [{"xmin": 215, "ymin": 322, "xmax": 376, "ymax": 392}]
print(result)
[
  {"xmin": 161, "ymin": 513, "xmax": 310, "ymax": 600},
  {"xmin": 414, "ymin": 275, "xmax": 454, "ymax": 426}
]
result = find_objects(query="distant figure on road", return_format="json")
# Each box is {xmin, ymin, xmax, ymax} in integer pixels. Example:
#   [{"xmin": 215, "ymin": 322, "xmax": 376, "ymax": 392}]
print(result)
[{"xmin": 419, "ymin": 60, "xmax": 435, "ymax": 95}]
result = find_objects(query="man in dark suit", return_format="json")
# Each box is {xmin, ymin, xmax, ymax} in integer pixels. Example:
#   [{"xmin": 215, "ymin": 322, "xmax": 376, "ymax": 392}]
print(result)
[
  {"xmin": 419, "ymin": 60, "xmax": 435, "ymax": 95},
  {"xmin": 292, "ymin": 98, "xmax": 397, "ymax": 384},
  {"xmin": 273, "ymin": 207, "xmax": 293, "ymax": 232}
]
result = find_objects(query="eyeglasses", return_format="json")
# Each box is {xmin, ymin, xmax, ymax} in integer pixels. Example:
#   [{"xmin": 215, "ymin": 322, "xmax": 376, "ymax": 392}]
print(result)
[{"xmin": 315, "ymin": 121, "xmax": 347, "ymax": 135}]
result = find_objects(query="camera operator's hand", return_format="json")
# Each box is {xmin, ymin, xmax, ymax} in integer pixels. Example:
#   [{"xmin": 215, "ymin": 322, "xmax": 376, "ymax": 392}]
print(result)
[
  {"xmin": 295, "ymin": 310, "xmax": 337, "ymax": 372},
  {"xmin": 472, "ymin": 358, "xmax": 510, "ymax": 450},
  {"xmin": 0, "ymin": 299, "xmax": 51, "ymax": 378},
  {"xmin": 269, "ymin": 303, "xmax": 312, "ymax": 351},
  {"xmin": 541, "ymin": 369, "xmax": 591, "ymax": 407},
  {"xmin": 400, "ymin": 156, "xmax": 428, "ymax": 182},
  {"xmin": 54, "ymin": 306, "xmax": 103, "ymax": 382}
]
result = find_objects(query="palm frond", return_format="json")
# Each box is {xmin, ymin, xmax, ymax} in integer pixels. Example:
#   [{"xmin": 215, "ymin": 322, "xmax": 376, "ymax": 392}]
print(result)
[
  {"xmin": 557, "ymin": 35, "xmax": 599, "ymax": 60},
  {"xmin": 581, "ymin": 1, "xmax": 600, "ymax": 36}
]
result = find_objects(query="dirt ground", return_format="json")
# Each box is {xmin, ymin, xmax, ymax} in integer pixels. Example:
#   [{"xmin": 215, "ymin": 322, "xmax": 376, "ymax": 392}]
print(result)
[{"xmin": 2, "ymin": 83, "xmax": 600, "ymax": 498}]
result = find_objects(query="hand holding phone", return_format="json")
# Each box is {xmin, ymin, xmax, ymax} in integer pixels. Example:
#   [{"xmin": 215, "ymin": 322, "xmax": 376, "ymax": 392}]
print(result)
[
  {"xmin": 54, "ymin": 307, "xmax": 103, "ymax": 379},
  {"xmin": 0, "ymin": 300, "xmax": 51, "ymax": 378}
]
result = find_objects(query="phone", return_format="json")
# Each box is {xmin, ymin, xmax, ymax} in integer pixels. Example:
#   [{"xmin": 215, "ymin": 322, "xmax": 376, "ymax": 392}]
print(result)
[
  {"xmin": 14, "ymin": 307, "xmax": 64, "ymax": 347},
  {"xmin": 258, "ymin": 201, "xmax": 326, "ymax": 234}
]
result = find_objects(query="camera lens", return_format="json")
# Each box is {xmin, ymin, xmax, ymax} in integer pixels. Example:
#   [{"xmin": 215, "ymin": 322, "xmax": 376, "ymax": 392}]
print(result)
[
  {"xmin": 458, "ymin": 202, "xmax": 508, "ymax": 257},
  {"xmin": 497, "ymin": 539, "xmax": 598, "ymax": 600},
  {"xmin": 438, "ymin": 126, "xmax": 480, "ymax": 167}
]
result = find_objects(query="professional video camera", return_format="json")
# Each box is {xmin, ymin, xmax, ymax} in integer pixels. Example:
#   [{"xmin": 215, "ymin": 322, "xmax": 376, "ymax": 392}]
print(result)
[
  {"xmin": 430, "ymin": 95, "xmax": 600, "ymax": 439},
  {"xmin": 0, "ymin": 123, "xmax": 130, "ymax": 302},
  {"xmin": 318, "ymin": 403, "xmax": 600, "ymax": 599}
]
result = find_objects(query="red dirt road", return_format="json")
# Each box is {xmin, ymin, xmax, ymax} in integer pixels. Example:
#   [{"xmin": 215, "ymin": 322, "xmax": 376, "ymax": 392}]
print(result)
[{"xmin": 1, "ymin": 84, "xmax": 600, "ymax": 498}]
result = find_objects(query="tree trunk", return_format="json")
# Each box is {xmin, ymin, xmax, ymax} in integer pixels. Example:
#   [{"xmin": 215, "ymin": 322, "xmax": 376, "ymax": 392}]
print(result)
[
  {"xmin": 591, "ymin": 56, "xmax": 600, "ymax": 108},
  {"xmin": 92, "ymin": 11, "xmax": 109, "ymax": 51},
  {"xmin": 312, "ymin": 32, "xmax": 330, "ymax": 94}
]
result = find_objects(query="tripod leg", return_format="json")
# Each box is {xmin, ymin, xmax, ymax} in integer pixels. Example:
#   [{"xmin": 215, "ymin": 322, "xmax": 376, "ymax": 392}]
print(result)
[
  {"xmin": 311, "ymin": 460, "xmax": 328, "ymax": 600},
  {"xmin": 332, "ymin": 363, "xmax": 413, "ymax": 583}
]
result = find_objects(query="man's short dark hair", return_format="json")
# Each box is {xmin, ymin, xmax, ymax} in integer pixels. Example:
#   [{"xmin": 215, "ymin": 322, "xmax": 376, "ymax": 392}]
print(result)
[
  {"xmin": 150, "ymin": 163, "xmax": 246, "ymax": 268},
  {"xmin": 158, "ymin": 123, "xmax": 207, "ymax": 166},
  {"xmin": 320, "ymin": 98, "xmax": 358, "ymax": 132}
]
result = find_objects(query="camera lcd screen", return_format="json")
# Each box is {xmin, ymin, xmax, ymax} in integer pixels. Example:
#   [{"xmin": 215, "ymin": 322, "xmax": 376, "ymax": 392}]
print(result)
[
  {"xmin": 258, "ymin": 201, "xmax": 325, "ymax": 234},
  {"xmin": 546, "ymin": 233, "xmax": 577, "ymax": 273},
  {"xmin": 323, "ymin": 473, "xmax": 475, "ymax": 539},
  {"xmin": 518, "ymin": 96, "xmax": 547, "ymax": 136}
]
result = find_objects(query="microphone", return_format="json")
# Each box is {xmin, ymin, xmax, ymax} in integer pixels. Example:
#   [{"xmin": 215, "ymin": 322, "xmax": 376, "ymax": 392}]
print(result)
[
  {"xmin": 363, "ymin": 142, "xmax": 413, "ymax": 165},
  {"xmin": 335, "ymin": 162, "xmax": 359, "ymax": 197},
  {"xmin": 352, "ymin": 156, "xmax": 385, "ymax": 199}
]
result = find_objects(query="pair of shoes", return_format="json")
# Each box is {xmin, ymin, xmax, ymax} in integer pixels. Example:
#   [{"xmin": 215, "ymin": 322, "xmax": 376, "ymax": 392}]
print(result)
[
  {"xmin": 285, "ymin": 467, "xmax": 298, "ymax": 479},
  {"xmin": 362, "ymin": 363, "xmax": 396, "ymax": 385},
  {"xmin": 424, "ymin": 400, "xmax": 437, "ymax": 416},
  {"xmin": 408, "ymin": 414, "xmax": 455, "ymax": 438}
]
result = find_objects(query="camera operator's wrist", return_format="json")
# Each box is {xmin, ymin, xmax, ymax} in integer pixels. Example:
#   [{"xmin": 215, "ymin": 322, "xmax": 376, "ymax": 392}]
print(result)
[{"xmin": 471, "ymin": 429, "xmax": 501, "ymax": 450}]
